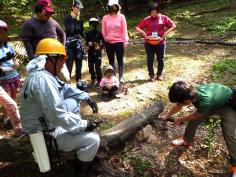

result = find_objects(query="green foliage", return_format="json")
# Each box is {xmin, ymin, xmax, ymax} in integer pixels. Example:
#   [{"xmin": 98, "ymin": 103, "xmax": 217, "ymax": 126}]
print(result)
[
  {"xmin": 167, "ymin": 0, "xmax": 235, "ymax": 36},
  {"xmin": 213, "ymin": 59, "xmax": 236, "ymax": 73},
  {"xmin": 212, "ymin": 59, "xmax": 236, "ymax": 86},
  {"xmin": 169, "ymin": 0, "xmax": 231, "ymax": 17},
  {"xmin": 203, "ymin": 116, "xmax": 221, "ymax": 153},
  {"xmin": 130, "ymin": 155, "xmax": 152, "ymax": 177}
]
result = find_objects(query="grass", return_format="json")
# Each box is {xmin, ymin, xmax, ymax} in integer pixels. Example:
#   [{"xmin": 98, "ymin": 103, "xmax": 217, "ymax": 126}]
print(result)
[
  {"xmin": 212, "ymin": 59, "xmax": 236, "ymax": 86},
  {"xmin": 166, "ymin": 0, "xmax": 235, "ymax": 37}
]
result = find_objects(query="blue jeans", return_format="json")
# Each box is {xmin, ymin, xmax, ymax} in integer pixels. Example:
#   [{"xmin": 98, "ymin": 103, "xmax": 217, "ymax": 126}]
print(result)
[
  {"xmin": 145, "ymin": 43, "xmax": 166, "ymax": 77},
  {"xmin": 105, "ymin": 42, "xmax": 124, "ymax": 80}
]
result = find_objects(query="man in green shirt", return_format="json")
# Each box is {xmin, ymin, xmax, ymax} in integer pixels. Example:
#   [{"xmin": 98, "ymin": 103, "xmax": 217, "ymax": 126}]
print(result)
[{"xmin": 161, "ymin": 81, "xmax": 236, "ymax": 176}]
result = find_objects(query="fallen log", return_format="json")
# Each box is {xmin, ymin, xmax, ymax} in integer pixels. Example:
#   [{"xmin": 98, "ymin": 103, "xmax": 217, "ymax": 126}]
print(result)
[{"xmin": 100, "ymin": 101, "xmax": 164, "ymax": 149}]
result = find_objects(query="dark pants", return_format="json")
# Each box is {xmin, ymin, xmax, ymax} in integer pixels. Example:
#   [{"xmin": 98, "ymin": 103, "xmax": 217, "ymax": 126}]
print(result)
[
  {"xmin": 183, "ymin": 106, "xmax": 236, "ymax": 166},
  {"xmin": 101, "ymin": 86, "xmax": 118, "ymax": 96},
  {"xmin": 144, "ymin": 43, "xmax": 166, "ymax": 77},
  {"xmin": 88, "ymin": 50, "xmax": 102, "ymax": 83},
  {"xmin": 66, "ymin": 46, "xmax": 83, "ymax": 81},
  {"xmin": 105, "ymin": 42, "xmax": 124, "ymax": 80}
]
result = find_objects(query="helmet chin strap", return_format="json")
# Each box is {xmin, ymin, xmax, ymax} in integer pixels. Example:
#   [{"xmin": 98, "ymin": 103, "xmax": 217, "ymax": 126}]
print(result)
[{"xmin": 48, "ymin": 56, "xmax": 58, "ymax": 76}]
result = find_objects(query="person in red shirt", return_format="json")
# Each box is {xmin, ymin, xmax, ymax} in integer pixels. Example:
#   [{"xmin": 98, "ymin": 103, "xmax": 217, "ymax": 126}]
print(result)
[{"xmin": 136, "ymin": 3, "xmax": 176, "ymax": 82}]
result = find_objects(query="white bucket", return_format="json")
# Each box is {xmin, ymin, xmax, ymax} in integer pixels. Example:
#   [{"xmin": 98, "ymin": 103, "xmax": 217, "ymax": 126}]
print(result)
[{"xmin": 29, "ymin": 131, "xmax": 51, "ymax": 173}]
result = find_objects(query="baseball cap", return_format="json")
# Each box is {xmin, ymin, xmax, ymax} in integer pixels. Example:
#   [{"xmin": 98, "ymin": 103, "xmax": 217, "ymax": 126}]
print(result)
[
  {"xmin": 73, "ymin": 0, "xmax": 84, "ymax": 9},
  {"xmin": 36, "ymin": 0, "xmax": 54, "ymax": 13},
  {"xmin": 108, "ymin": 0, "xmax": 119, "ymax": 6}
]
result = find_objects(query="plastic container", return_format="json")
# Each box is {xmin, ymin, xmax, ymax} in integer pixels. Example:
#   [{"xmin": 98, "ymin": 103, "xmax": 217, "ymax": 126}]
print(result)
[{"xmin": 29, "ymin": 131, "xmax": 51, "ymax": 173}]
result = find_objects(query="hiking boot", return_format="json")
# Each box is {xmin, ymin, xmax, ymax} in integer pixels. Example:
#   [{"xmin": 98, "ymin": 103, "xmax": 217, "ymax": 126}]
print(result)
[
  {"xmin": 171, "ymin": 137, "xmax": 189, "ymax": 147},
  {"xmin": 230, "ymin": 167, "xmax": 236, "ymax": 177}
]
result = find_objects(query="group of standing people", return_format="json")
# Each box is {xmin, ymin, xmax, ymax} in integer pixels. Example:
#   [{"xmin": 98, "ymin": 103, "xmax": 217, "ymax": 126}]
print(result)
[{"xmin": 1, "ymin": 0, "xmax": 235, "ymax": 177}]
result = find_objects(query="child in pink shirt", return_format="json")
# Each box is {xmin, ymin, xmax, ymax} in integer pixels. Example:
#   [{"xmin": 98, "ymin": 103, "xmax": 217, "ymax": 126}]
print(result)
[{"xmin": 100, "ymin": 65, "xmax": 119, "ymax": 100}]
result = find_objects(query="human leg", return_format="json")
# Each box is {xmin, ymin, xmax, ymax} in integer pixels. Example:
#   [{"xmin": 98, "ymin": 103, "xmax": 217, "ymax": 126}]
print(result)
[
  {"xmin": 144, "ymin": 43, "xmax": 155, "ymax": 81},
  {"xmin": 155, "ymin": 44, "xmax": 166, "ymax": 80},
  {"xmin": 88, "ymin": 52, "xmax": 96, "ymax": 82},
  {"xmin": 95, "ymin": 55, "xmax": 102, "ymax": 83},
  {"xmin": 75, "ymin": 57, "xmax": 83, "ymax": 81},
  {"xmin": 54, "ymin": 127, "xmax": 100, "ymax": 162},
  {"xmin": 0, "ymin": 87, "xmax": 22, "ymax": 133},
  {"xmin": 105, "ymin": 43, "xmax": 116, "ymax": 75},
  {"xmin": 218, "ymin": 106, "xmax": 236, "ymax": 167},
  {"xmin": 66, "ymin": 47, "xmax": 75, "ymax": 78},
  {"xmin": 114, "ymin": 42, "xmax": 124, "ymax": 81}
]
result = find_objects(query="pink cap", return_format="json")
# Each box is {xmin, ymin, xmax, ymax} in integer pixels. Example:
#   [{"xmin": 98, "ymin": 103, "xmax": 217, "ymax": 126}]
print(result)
[{"xmin": 36, "ymin": 0, "xmax": 54, "ymax": 13}]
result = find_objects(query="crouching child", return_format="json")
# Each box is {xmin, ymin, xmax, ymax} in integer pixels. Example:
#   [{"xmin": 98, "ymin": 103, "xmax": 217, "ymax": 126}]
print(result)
[{"xmin": 100, "ymin": 65, "xmax": 119, "ymax": 100}]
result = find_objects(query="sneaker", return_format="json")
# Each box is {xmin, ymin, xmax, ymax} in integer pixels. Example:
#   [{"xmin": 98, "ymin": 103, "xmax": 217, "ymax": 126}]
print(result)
[
  {"xmin": 155, "ymin": 75, "xmax": 163, "ymax": 81},
  {"xmin": 230, "ymin": 167, "xmax": 236, "ymax": 177},
  {"xmin": 119, "ymin": 78, "xmax": 125, "ymax": 83},
  {"xmin": 149, "ymin": 76, "xmax": 154, "ymax": 82},
  {"xmin": 171, "ymin": 137, "xmax": 189, "ymax": 147}
]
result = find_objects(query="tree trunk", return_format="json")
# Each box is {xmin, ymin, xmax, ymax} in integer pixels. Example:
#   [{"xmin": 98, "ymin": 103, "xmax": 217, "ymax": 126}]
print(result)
[{"xmin": 100, "ymin": 101, "xmax": 164, "ymax": 150}]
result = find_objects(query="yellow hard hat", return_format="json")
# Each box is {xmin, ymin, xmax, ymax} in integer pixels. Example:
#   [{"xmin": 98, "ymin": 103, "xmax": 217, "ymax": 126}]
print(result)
[{"xmin": 35, "ymin": 38, "xmax": 67, "ymax": 58}]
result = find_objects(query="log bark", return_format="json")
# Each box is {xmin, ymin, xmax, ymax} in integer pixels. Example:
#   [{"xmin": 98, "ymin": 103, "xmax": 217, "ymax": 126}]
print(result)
[{"xmin": 100, "ymin": 101, "xmax": 164, "ymax": 149}]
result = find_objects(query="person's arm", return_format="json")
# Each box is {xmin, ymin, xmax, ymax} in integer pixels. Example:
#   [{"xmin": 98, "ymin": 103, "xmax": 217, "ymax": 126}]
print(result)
[
  {"xmin": 34, "ymin": 77, "xmax": 88, "ymax": 133},
  {"xmin": 102, "ymin": 16, "xmax": 107, "ymax": 42},
  {"xmin": 121, "ymin": 15, "xmax": 129, "ymax": 47},
  {"xmin": 174, "ymin": 111, "xmax": 204, "ymax": 125},
  {"xmin": 100, "ymin": 32, "xmax": 106, "ymax": 50},
  {"xmin": 55, "ymin": 21, "xmax": 66, "ymax": 45},
  {"xmin": 21, "ymin": 21, "xmax": 35, "ymax": 60},
  {"xmin": 160, "ymin": 103, "xmax": 184, "ymax": 120},
  {"xmin": 136, "ymin": 26, "xmax": 147, "ymax": 39},
  {"xmin": 63, "ymin": 83, "xmax": 90, "ymax": 102},
  {"xmin": 160, "ymin": 16, "xmax": 176, "ymax": 41}
]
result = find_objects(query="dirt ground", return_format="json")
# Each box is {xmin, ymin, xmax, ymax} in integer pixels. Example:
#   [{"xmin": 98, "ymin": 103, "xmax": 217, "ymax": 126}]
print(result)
[{"xmin": 1, "ymin": 0, "xmax": 236, "ymax": 175}]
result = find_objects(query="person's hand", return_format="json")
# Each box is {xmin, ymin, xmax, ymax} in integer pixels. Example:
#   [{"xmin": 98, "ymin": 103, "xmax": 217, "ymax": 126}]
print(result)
[
  {"xmin": 88, "ymin": 42, "xmax": 93, "ymax": 46},
  {"xmin": 160, "ymin": 113, "xmax": 169, "ymax": 121},
  {"xmin": 87, "ymin": 98, "xmax": 98, "ymax": 113},
  {"xmin": 123, "ymin": 42, "xmax": 128, "ymax": 48},
  {"xmin": 142, "ymin": 32, "xmax": 147, "ymax": 38},
  {"xmin": 95, "ymin": 45, "xmax": 100, "ymax": 50},
  {"xmin": 85, "ymin": 120, "xmax": 103, "ymax": 131},
  {"xmin": 159, "ymin": 36, "xmax": 165, "ymax": 41},
  {"xmin": 174, "ymin": 117, "xmax": 184, "ymax": 125}
]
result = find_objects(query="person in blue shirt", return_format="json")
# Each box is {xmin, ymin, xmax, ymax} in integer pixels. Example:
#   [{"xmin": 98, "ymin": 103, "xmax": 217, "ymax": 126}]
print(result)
[
  {"xmin": 20, "ymin": 38, "xmax": 100, "ymax": 176},
  {"xmin": 0, "ymin": 20, "xmax": 22, "ymax": 134}
]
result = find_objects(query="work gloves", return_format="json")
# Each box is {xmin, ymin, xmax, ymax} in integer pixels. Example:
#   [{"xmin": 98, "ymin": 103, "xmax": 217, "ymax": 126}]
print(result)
[
  {"xmin": 85, "ymin": 120, "xmax": 103, "ymax": 131},
  {"xmin": 87, "ymin": 98, "xmax": 98, "ymax": 113}
]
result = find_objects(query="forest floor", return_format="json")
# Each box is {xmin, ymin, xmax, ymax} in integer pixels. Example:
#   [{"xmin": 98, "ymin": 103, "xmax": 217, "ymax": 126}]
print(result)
[{"xmin": 0, "ymin": 0, "xmax": 236, "ymax": 177}]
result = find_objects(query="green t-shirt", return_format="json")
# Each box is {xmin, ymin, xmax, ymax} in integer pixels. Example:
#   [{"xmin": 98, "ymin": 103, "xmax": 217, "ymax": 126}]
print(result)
[{"xmin": 193, "ymin": 83, "xmax": 232, "ymax": 114}]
